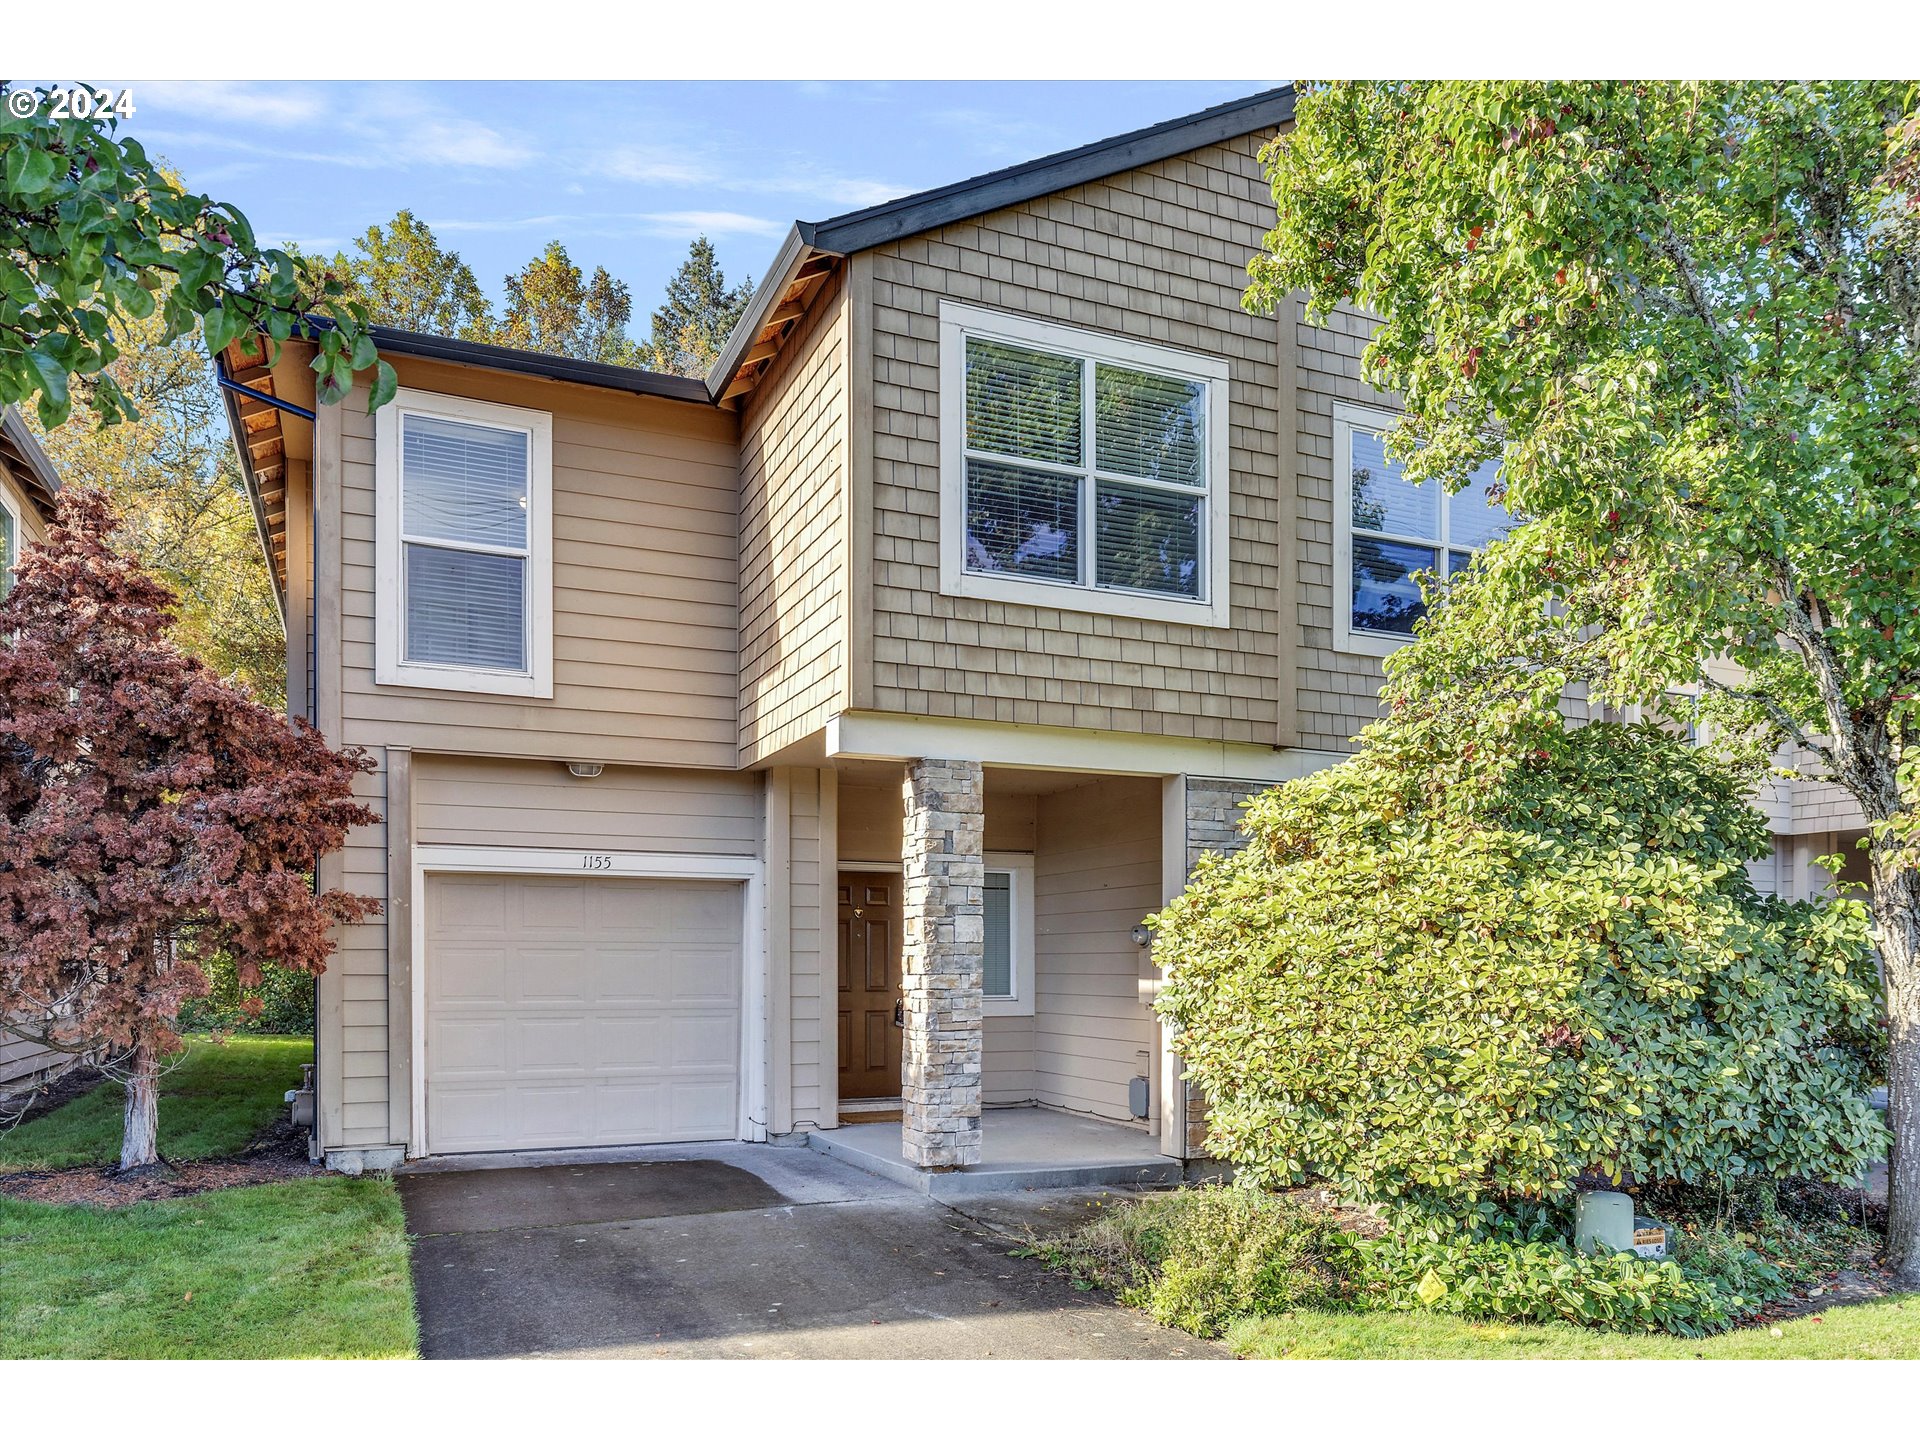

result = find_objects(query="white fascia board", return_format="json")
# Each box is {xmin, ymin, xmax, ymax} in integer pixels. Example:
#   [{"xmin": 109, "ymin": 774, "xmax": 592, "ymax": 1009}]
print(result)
[{"xmin": 825, "ymin": 711, "xmax": 1345, "ymax": 784}]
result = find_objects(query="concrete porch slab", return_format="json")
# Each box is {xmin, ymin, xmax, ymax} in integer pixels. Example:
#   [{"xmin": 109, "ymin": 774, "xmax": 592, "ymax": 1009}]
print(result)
[{"xmin": 809, "ymin": 1106, "xmax": 1182, "ymax": 1196}]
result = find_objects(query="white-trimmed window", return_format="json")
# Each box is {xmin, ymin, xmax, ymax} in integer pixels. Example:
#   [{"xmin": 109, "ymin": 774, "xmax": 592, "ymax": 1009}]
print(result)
[
  {"xmin": 0, "ymin": 489, "xmax": 19, "ymax": 599},
  {"xmin": 375, "ymin": 388, "xmax": 553, "ymax": 698},
  {"xmin": 939, "ymin": 302, "xmax": 1231, "ymax": 628},
  {"xmin": 1334, "ymin": 402, "xmax": 1514, "ymax": 656},
  {"xmin": 982, "ymin": 852, "xmax": 1035, "ymax": 1017}
]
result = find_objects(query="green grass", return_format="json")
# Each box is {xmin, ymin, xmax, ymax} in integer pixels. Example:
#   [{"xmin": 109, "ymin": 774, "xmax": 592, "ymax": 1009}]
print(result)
[
  {"xmin": 0, "ymin": 1034, "xmax": 311, "ymax": 1173},
  {"xmin": 1228, "ymin": 1294, "xmax": 1920, "ymax": 1359},
  {"xmin": 0, "ymin": 1178, "xmax": 418, "ymax": 1359}
]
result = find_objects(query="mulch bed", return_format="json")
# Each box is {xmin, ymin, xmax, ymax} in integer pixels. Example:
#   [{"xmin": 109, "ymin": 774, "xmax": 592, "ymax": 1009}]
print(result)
[{"xmin": 0, "ymin": 1117, "xmax": 320, "ymax": 1208}]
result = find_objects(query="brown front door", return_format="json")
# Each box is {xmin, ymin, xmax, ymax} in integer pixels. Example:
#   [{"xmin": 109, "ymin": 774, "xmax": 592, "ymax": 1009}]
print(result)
[{"xmin": 838, "ymin": 871, "xmax": 903, "ymax": 1100}]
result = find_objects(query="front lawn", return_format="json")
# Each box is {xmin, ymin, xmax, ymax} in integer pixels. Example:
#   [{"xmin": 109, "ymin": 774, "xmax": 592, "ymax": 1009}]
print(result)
[
  {"xmin": 1229, "ymin": 1294, "xmax": 1920, "ymax": 1359},
  {"xmin": 0, "ymin": 1178, "xmax": 417, "ymax": 1359},
  {"xmin": 0, "ymin": 1034, "xmax": 311, "ymax": 1173}
]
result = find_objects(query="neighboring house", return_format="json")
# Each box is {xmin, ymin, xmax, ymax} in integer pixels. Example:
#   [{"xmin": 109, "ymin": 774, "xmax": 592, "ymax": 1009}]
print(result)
[
  {"xmin": 214, "ymin": 86, "xmax": 1866, "ymax": 1174},
  {"xmin": 0, "ymin": 407, "xmax": 68, "ymax": 1100}
]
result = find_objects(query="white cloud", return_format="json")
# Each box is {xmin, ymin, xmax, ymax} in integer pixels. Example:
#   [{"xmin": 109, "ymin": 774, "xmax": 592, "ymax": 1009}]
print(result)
[
  {"xmin": 633, "ymin": 210, "xmax": 786, "ymax": 239},
  {"xmin": 428, "ymin": 209, "xmax": 784, "ymax": 241},
  {"xmin": 139, "ymin": 82, "xmax": 534, "ymax": 172},
  {"xmin": 138, "ymin": 81, "xmax": 330, "ymax": 128},
  {"xmin": 600, "ymin": 142, "xmax": 905, "ymax": 213}
]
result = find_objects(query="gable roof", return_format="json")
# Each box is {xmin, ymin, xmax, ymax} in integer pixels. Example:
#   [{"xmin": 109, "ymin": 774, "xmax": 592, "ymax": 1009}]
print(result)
[
  {"xmin": 706, "ymin": 84, "xmax": 1296, "ymax": 404},
  {"xmin": 0, "ymin": 405, "xmax": 61, "ymax": 515},
  {"xmin": 802, "ymin": 84, "xmax": 1296, "ymax": 256}
]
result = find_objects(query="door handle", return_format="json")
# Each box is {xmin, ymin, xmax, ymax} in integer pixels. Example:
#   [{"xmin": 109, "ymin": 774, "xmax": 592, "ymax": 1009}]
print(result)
[{"xmin": 893, "ymin": 999, "xmax": 904, "ymax": 1028}]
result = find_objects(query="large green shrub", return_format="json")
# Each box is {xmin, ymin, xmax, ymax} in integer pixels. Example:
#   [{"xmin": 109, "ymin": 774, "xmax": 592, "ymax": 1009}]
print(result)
[{"xmin": 1154, "ymin": 717, "xmax": 1886, "ymax": 1206}]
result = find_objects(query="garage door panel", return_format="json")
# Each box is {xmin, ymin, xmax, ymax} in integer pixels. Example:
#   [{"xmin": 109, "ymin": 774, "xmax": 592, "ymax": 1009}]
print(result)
[
  {"xmin": 430, "ymin": 1017, "xmax": 511, "ymax": 1077},
  {"xmin": 431, "ymin": 944, "xmax": 509, "ymax": 1004},
  {"xmin": 430, "ymin": 875, "xmax": 507, "ymax": 931},
  {"xmin": 425, "ymin": 873, "xmax": 744, "ymax": 1155},
  {"xmin": 670, "ymin": 1013, "xmax": 739, "ymax": 1068},
  {"xmin": 672, "ymin": 947, "xmax": 742, "ymax": 1002},
  {"xmin": 516, "ymin": 877, "xmax": 591, "ymax": 931},
  {"xmin": 592, "ymin": 1082, "xmax": 664, "ymax": 1142},
  {"xmin": 514, "ymin": 946, "xmax": 591, "ymax": 1004},
  {"xmin": 514, "ymin": 1015, "xmax": 592, "ymax": 1074},
  {"xmin": 592, "ymin": 948, "xmax": 670, "ymax": 1002},
  {"xmin": 589, "ymin": 1014, "xmax": 666, "ymax": 1071},
  {"xmin": 669, "ymin": 1081, "xmax": 737, "ymax": 1137}
]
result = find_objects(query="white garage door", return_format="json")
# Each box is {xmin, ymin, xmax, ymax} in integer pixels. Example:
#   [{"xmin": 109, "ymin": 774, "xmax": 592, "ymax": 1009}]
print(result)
[{"xmin": 424, "ymin": 873, "xmax": 743, "ymax": 1154}]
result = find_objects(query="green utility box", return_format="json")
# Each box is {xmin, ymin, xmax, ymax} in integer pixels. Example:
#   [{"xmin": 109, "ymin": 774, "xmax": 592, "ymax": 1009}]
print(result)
[{"xmin": 1574, "ymin": 1190, "xmax": 1672, "ymax": 1260}]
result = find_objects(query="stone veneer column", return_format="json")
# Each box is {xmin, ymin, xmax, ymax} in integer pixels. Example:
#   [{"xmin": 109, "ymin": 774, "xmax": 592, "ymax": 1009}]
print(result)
[{"xmin": 900, "ymin": 757, "xmax": 985, "ymax": 1169}]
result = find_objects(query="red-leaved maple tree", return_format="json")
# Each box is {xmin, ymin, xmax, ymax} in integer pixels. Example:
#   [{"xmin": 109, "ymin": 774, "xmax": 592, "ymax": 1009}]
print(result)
[{"xmin": 0, "ymin": 489, "xmax": 378, "ymax": 1170}]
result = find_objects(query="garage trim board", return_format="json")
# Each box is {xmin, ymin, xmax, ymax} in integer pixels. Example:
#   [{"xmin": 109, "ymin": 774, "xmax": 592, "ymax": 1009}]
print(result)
[{"xmin": 409, "ymin": 845, "xmax": 768, "ymax": 1158}]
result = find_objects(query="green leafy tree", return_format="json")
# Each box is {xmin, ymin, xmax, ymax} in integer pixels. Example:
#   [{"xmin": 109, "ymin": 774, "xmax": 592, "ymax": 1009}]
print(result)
[
  {"xmin": 333, "ymin": 209, "xmax": 494, "ymax": 340},
  {"xmin": 1154, "ymin": 704, "xmax": 1886, "ymax": 1210},
  {"xmin": 34, "ymin": 299, "xmax": 285, "ymax": 704},
  {"xmin": 1244, "ymin": 79, "xmax": 1920, "ymax": 1281},
  {"xmin": 640, "ymin": 235, "xmax": 754, "ymax": 377},
  {"xmin": 496, "ymin": 240, "xmax": 638, "ymax": 365},
  {"xmin": 1, "ymin": 82, "xmax": 391, "ymax": 426}
]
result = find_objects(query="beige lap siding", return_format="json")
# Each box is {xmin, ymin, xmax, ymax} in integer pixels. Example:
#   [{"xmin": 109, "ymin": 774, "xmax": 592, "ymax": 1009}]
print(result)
[
  {"xmin": 1032, "ymin": 777, "xmax": 1160, "ymax": 1122},
  {"xmin": 411, "ymin": 755, "xmax": 761, "ymax": 855},
  {"xmin": 328, "ymin": 751, "xmax": 391, "ymax": 1149},
  {"xmin": 330, "ymin": 355, "xmax": 740, "ymax": 768},
  {"xmin": 864, "ymin": 133, "xmax": 1285, "ymax": 743},
  {"xmin": 738, "ymin": 271, "xmax": 850, "ymax": 765}
]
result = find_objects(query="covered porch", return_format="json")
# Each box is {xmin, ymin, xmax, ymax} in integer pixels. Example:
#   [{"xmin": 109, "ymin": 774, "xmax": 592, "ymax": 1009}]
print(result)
[{"xmin": 830, "ymin": 759, "xmax": 1187, "ymax": 1175}]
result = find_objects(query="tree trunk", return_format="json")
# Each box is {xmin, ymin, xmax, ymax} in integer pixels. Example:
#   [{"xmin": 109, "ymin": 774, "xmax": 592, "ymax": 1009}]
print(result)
[
  {"xmin": 1871, "ymin": 854, "xmax": 1920, "ymax": 1287},
  {"xmin": 118, "ymin": 1041, "xmax": 161, "ymax": 1172}
]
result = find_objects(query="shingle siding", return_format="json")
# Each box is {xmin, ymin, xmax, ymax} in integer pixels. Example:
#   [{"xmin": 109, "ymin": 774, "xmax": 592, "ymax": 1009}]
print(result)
[
  {"xmin": 863, "ymin": 134, "xmax": 1288, "ymax": 743},
  {"xmin": 738, "ymin": 270, "xmax": 850, "ymax": 764}
]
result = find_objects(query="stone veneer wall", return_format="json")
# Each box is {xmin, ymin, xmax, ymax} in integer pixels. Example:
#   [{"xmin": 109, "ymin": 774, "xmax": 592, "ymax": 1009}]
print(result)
[
  {"xmin": 1181, "ymin": 776, "xmax": 1270, "ymax": 1155},
  {"xmin": 900, "ymin": 758, "xmax": 986, "ymax": 1168}
]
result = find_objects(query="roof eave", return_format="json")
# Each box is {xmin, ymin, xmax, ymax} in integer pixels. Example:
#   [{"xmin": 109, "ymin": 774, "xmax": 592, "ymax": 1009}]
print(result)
[
  {"xmin": 804, "ymin": 84, "xmax": 1296, "ymax": 255},
  {"xmin": 0, "ymin": 405, "xmax": 62, "ymax": 513}
]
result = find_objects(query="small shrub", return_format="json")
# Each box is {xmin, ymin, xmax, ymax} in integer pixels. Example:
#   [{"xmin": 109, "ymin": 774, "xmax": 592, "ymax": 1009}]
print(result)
[
  {"xmin": 1039, "ymin": 1185, "xmax": 1360, "ymax": 1337},
  {"xmin": 1356, "ymin": 1205, "xmax": 1782, "ymax": 1337}
]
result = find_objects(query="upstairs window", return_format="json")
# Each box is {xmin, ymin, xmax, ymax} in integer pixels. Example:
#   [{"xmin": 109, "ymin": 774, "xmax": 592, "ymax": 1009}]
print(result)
[
  {"xmin": 375, "ymin": 389, "xmax": 553, "ymax": 698},
  {"xmin": 1334, "ymin": 403, "xmax": 1514, "ymax": 655},
  {"xmin": 939, "ymin": 302, "xmax": 1230, "ymax": 628}
]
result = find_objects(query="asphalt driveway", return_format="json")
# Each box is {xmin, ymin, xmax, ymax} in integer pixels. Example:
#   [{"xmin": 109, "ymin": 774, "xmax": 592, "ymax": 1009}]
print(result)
[{"xmin": 398, "ymin": 1143, "xmax": 1222, "ymax": 1360}]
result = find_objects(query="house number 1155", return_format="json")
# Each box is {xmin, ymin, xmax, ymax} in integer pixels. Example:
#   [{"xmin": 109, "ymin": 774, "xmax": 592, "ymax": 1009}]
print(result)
[{"xmin": 580, "ymin": 854, "xmax": 613, "ymax": 871}]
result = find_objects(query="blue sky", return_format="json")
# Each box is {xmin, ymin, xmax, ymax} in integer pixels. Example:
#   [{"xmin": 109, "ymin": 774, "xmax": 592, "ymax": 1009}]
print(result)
[{"xmin": 125, "ymin": 80, "xmax": 1276, "ymax": 321}]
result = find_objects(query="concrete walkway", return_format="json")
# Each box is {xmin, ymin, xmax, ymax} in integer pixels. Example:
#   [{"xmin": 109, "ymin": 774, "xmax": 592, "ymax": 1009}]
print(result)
[{"xmin": 398, "ymin": 1142, "xmax": 1220, "ymax": 1360}]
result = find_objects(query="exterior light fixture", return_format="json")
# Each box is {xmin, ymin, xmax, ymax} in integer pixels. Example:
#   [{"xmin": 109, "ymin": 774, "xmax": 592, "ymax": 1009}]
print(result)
[
  {"xmin": 1130, "ymin": 922, "xmax": 1152, "ymax": 947},
  {"xmin": 566, "ymin": 761, "xmax": 604, "ymax": 779}
]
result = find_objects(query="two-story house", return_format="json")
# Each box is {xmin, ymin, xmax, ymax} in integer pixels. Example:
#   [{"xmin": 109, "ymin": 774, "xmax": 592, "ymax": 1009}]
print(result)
[{"xmin": 214, "ymin": 85, "xmax": 1869, "ymax": 1178}]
